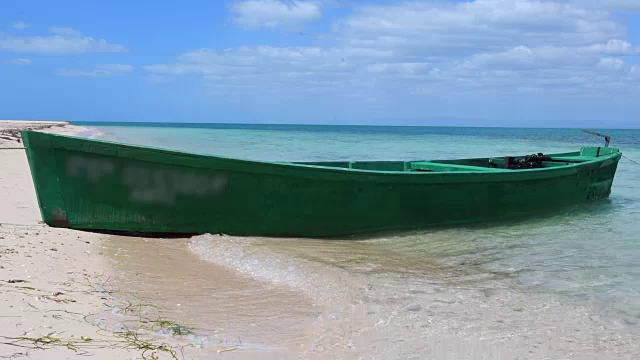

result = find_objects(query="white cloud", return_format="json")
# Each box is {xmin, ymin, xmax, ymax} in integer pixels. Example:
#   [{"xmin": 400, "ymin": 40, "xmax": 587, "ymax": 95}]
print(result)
[
  {"xmin": 468, "ymin": 46, "xmax": 538, "ymax": 69},
  {"xmin": 584, "ymin": 39, "xmax": 638, "ymax": 55},
  {"xmin": 48, "ymin": 27, "xmax": 82, "ymax": 36},
  {"xmin": 597, "ymin": 57, "xmax": 625, "ymax": 71},
  {"xmin": 231, "ymin": 0, "xmax": 321, "ymax": 29},
  {"xmin": 464, "ymin": 40, "xmax": 638, "ymax": 70},
  {"xmin": 55, "ymin": 64, "xmax": 133, "ymax": 77},
  {"xmin": 146, "ymin": 0, "xmax": 639, "ymax": 99},
  {"xmin": 145, "ymin": 46, "xmax": 392, "ymax": 77},
  {"xmin": 11, "ymin": 22, "xmax": 31, "ymax": 30},
  {"xmin": 574, "ymin": 0, "xmax": 640, "ymax": 12},
  {"xmin": 4, "ymin": 58, "xmax": 31, "ymax": 65},
  {"xmin": 335, "ymin": 0, "xmax": 624, "ymax": 54},
  {"xmin": 0, "ymin": 27, "xmax": 126, "ymax": 54},
  {"xmin": 366, "ymin": 62, "xmax": 429, "ymax": 74}
]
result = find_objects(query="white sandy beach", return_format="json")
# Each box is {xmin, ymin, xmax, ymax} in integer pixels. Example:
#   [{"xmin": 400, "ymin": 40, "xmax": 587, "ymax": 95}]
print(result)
[{"xmin": 0, "ymin": 121, "xmax": 189, "ymax": 359}]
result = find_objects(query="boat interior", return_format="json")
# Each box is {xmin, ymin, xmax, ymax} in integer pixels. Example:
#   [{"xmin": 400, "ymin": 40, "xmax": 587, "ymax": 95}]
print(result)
[{"xmin": 295, "ymin": 147, "xmax": 617, "ymax": 173}]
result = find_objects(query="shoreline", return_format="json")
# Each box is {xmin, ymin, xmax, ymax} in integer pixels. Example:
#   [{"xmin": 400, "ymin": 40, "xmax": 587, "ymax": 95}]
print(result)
[
  {"xmin": 0, "ymin": 120, "xmax": 71, "ymax": 143},
  {"xmin": 1, "ymin": 120, "xmax": 194, "ymax": 359}
]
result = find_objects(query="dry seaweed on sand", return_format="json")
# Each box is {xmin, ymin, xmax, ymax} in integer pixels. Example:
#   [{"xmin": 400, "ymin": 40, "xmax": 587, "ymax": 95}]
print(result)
[{"xmin": 0, "ymin": 330, "xmax": 183, "ymax": 360}]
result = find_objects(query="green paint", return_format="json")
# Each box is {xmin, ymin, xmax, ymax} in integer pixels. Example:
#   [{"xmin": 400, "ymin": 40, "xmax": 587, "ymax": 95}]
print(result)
[{"xmin": 21, "ymin": 130, "xmax": 621, "ymax": 238}]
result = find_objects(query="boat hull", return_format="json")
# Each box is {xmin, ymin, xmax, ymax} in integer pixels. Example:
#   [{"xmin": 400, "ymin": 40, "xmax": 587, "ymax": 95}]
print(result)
[{"xmin": 21, "ymin": 131, "xmax": 621, "ymax": 237}]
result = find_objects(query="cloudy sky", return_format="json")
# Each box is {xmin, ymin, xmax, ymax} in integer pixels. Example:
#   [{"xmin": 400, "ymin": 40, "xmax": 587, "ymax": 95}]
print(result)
[{"xmin": 1, "ymin": 0, "xmax": 639, "ymax": 128}]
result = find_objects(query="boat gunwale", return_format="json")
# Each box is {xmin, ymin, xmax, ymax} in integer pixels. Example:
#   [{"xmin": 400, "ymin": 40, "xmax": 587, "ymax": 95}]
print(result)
[{"xmin": 21, "ymin": 130, "xmax": 621, "ymax": 182}]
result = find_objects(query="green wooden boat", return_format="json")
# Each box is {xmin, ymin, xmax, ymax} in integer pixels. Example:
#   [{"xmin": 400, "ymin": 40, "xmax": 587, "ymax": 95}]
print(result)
[{"xmin": 21, "ymin": 130, "xmax": 621, "ymax": 237}]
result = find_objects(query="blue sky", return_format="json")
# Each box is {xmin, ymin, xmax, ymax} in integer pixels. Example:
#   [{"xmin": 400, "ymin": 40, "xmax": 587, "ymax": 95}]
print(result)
[{"xmin": 1, "ymin": 0, "xmax": 639, "ymax": 128}]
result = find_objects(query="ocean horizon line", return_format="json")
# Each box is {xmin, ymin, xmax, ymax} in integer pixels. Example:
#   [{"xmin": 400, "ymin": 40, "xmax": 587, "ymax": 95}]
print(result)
[{"xmin": 68, "ymin": 121, "xmax": 640, "ymax": 131}]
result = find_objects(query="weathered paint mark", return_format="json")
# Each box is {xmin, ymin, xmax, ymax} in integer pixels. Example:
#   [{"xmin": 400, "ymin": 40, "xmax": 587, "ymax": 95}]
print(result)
[{"xmin": 49, "ymin": 207, "xmax": 68, "ymax": 227}]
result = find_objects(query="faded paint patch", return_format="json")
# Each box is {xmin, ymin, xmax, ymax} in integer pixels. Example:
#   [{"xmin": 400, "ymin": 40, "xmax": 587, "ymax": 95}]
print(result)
[
  {"xmin": 65, "ymin": 155, "xmax": 228, "ymax": 205},
  {"xmin": 122, "ymin": 166, "xmax": 228, "ymax": 205},
  {"xmin": 66, "ymin": 156, "xmax": 114, "ymax": 182}
]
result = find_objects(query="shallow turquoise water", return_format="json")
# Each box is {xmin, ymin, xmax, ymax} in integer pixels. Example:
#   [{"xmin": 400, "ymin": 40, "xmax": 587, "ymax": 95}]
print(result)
[{"xmin": 82, "ymin": 123, "xmax": 640, "ymax": 326}]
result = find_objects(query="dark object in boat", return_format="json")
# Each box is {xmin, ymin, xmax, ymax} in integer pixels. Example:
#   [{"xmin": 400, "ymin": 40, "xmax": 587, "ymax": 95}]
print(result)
[{"xmin": 504, "ymin": 153, "xmax": 553, "ymax": 169}]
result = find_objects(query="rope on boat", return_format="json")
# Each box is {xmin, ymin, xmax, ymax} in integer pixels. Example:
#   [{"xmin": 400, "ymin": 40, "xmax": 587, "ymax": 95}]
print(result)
[
  {"xmin": 579, "ymin": 129, "xmax": 611, "ymax": 147},
  {"xmin": 577, "ymin": 129, "xmax": 640, "ymax": 166},
  {"xmin": 0, "ymin": 147, "xmax": 26, "ymax": 150},
  {"xmin": 622, "ymin": 154, "xmax": 640, "ymax": 166}
]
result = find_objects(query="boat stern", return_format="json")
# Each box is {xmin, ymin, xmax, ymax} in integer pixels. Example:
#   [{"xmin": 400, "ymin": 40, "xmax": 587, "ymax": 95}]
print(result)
[{"xmin": 21, "ymin": 130, "xmax": 71, "ymax": 228}]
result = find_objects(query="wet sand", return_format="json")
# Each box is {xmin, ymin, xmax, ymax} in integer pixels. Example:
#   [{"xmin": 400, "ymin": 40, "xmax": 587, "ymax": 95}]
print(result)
[
  {"xmin": 105, "ymin": 231, "xmax": 640, "ymax": 359},
  {"xmin": 104, "ymin": 236, "xmax": 319, "ymax": 357}
]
